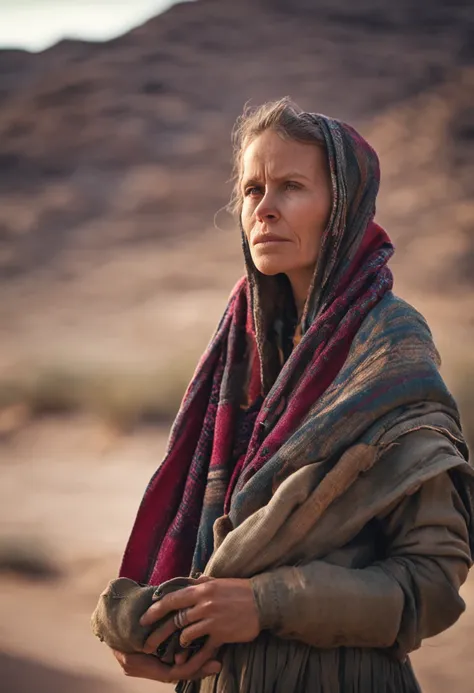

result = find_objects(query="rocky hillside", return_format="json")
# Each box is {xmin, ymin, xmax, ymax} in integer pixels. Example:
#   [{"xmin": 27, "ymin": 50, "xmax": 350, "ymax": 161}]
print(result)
[{"xmin": 0, "ymin": 0, "xmax": 472, "ymax": 425}]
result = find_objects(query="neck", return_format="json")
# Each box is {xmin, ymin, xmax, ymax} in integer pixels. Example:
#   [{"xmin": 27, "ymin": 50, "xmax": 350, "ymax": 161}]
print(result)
[{"xmin": 285, "ymin": 267, "xmax": 314, "ymax": 322}]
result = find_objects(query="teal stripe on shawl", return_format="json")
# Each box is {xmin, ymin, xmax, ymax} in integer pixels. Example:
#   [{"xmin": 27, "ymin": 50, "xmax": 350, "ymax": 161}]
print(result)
[{"xmin": 229, "ymin": 292, "xmax": 463, "ymax": 527}]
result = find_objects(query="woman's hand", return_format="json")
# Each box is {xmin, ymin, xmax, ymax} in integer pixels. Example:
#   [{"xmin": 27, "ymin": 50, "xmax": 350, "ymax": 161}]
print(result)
[
  {"xmin": 112, "ymin": 649, "xmax": 221, "ymax": 683},
  {"xmin": 139, "ymin": 576, "xmax": 261, "ymax": 679}
]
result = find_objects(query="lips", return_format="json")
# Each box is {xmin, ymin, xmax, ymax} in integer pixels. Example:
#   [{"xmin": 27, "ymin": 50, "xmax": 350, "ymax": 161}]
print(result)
[{"xmin": 253, "ymin": 233, "xmax": 290, "ymax": 245}]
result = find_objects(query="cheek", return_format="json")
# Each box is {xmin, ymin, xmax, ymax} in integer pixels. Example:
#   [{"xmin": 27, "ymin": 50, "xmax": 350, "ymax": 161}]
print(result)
[
  {"xmin": 294, "ymin": 201, "xmax": 325, "ymax": 236},
  {"xmin": 291, "ymin": 197, "xmax": 330, "ymax": 258},
  {"xmin": 240, "ymin": 206, "xmax": 254, "ymax": 237}
]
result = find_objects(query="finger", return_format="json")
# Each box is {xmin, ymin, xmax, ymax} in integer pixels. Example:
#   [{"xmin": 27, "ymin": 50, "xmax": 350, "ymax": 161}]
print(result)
[
  {"xmin": 112, "ymin": 649, "xmax": 126, "ymax": 667},
  {"xmin": 112, "ymin": 651, "xmax": 173, "ymax": 682},
  {"xmin": 143, "ymin": 617, "xmax": 177, "ymax": 654},
  {"xmin": 174, "ymin": 651, "xmax": 189, "ymax": 666},
  {"xmin": 140, "ymin": 586, "xmax": 199, "ymax": 626},
  {"xmin": 180, "ymin": 618, "xmax": 212, "ymax": 648},
  {"xmin": 112, "ymin": 651, "xmax": 143, "ymax": 666},
  {"xmin": 169, "ymin": 640, "xmax": 218, "ymax": 680},
  {"xmin": 169, "ymin": 661, "xmax": 221, "ymax": 685},
  {"xmin": 144, "ymin": 603, "xmax": 203, "ymax": 654},
  {"xmin": 201, "ymin": 659, "xmax": 222, "ymax": 677}
]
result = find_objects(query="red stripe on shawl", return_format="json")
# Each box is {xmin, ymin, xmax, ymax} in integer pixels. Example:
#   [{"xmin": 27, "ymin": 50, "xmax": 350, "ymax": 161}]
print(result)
[
  {"xmin": 224, "ymin": 298, "xmax": 263, "ymax": 508},
  {"xmin": 337, "ymin": 221, "xmax": 391, "ymax": 295},
  {"xmin": 119, "ymin": 377, "xmax": 214, "ymax": 583},
  {"xmin": 246, "ymin": 336, "xmax": 262, "ymax": 406},
  {"xmin": 148, "ymin": 400, "xmax": 236, "ymax": 584}
]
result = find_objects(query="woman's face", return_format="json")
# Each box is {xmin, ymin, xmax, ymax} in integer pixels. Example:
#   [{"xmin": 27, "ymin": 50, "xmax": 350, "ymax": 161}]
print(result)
[{"xmin": 240, "ymin": 130, "xmax": 332, "ymax": 281}]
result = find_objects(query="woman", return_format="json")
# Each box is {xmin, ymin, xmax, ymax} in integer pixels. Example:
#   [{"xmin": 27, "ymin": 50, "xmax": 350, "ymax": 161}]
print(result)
[{"xmin": 110, "ymin": 99, "xmax": 474, "ymax": 691}]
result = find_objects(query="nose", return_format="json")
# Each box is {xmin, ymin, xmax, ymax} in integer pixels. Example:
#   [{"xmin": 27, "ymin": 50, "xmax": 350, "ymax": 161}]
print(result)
[{"xmin": 255, "ymin": 191, "xmax": 280, "ymax": 224}]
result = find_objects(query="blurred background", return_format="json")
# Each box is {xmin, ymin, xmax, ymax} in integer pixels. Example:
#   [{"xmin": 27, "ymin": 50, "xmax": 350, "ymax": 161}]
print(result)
[{"xmin": 0, "ymin": 0, "xmax": 473, "ymax": 691}]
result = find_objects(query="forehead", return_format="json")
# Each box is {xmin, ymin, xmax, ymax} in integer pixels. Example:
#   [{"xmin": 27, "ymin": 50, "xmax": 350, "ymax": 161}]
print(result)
[{"xmin": 242, "ymin": 130, "xmax": 326, "ymax": 179}]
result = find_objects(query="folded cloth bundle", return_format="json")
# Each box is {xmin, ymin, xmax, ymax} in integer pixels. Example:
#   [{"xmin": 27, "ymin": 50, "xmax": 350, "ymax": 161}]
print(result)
[{"xmin": 91, "ymin": 576, "xmax": 204, "ymax": 664}]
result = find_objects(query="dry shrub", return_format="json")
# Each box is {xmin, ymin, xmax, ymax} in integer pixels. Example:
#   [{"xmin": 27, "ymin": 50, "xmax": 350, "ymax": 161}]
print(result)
[
  {"xmin": 0, "ymin": 350, "xmax": 201, "ymax": 433},
  {"xmin": 0, "ymin": 537, "xmax": 61, "ymax": 580}
]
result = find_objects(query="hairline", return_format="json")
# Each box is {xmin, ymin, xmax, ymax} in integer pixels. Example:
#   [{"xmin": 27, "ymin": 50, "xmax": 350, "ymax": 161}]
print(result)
[{"xmin": 229, "ymin": 100, "xmax": 327, "ymax": 216}]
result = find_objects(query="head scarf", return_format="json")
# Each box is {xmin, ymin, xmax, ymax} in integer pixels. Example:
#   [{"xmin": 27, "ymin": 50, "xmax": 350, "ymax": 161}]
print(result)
[
  {"xmin": 243, "ymin": 114, "xmax": 388, "ymax": 393},
  {"xmin": 119, "ymin": 114, "xmax": 460, "ymax": 585}
]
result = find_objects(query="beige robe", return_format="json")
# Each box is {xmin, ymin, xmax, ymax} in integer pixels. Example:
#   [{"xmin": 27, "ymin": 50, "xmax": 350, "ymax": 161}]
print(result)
[{"xmin": 191, "ymin": 428, "xmax": 472, "ymax": 693}]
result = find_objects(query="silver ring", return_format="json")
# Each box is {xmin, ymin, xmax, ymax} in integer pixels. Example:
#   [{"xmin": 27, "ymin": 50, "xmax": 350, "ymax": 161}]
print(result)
[{"xmin": 173, "ymin": 608, "xmax": 189, "ymax": 630}]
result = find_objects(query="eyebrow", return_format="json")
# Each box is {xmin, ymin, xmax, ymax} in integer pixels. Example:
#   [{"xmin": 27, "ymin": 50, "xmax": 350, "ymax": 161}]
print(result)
[{"xmin": 242, "ymin": 171, "xmax": 311, "ymax": 187}]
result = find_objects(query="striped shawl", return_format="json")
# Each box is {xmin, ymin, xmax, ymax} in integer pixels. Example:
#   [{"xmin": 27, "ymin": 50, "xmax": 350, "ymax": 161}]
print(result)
[{"xmin": 119, "ymin": 114, "xmax": 468, "ymax": 587}]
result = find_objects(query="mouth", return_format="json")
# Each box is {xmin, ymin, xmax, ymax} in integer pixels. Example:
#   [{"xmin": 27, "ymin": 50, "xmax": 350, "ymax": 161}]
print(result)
[{"xmin": 253, "ymin": 234, "xmax": 290, "ymax": 246}]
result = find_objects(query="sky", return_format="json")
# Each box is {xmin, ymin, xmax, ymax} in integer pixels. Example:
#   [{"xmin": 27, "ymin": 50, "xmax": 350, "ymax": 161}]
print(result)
[{"xmin": 0, "ymin": 0, "xmax": 188, "ymax": 52}]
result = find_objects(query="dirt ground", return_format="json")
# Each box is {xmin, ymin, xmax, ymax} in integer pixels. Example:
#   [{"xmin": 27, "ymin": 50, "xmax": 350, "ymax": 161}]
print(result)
[{"xmin": 0, "ymin": 416, "xmax": 473, "ymax": 693}]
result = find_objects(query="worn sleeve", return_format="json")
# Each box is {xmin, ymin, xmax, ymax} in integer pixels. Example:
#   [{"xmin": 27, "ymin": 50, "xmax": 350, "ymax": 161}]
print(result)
[{"xmin": 250, "ymin": 440, "xmax": 472, "ymax": 655}]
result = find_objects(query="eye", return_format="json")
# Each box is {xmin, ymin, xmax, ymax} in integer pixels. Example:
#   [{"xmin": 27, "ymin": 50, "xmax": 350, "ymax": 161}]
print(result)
[
  {"xmin": 285, "ymin": 181, "xmax": 301, "ymax": 191},
  {"xmin": 244, "ymin": 185, "xmax": 264, "ymax": 197}
]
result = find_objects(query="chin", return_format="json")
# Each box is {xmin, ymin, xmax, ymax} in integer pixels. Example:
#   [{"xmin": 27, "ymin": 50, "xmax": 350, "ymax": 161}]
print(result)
[{"xmin": 252, "ymin": 257, "xmax": 291, "ymax": 276}]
